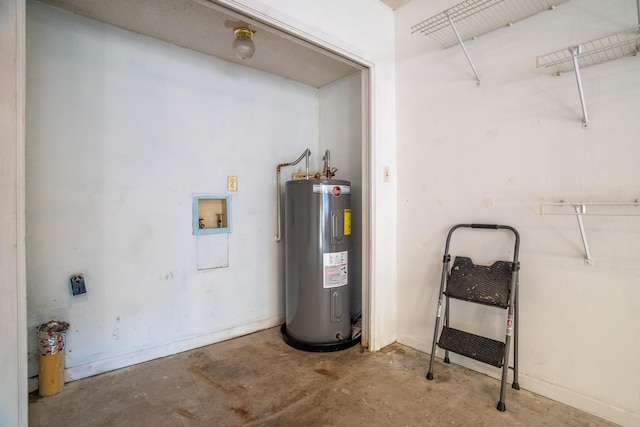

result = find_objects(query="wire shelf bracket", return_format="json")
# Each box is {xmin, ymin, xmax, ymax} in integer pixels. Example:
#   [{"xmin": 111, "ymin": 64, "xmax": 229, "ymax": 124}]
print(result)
[
  {"xmin": 536, "ymin": 25, "xmax": 640, "ymax": 127},
  {"xmin": 540, "ymin": 201, "xmax": 640, "ymax": 265},
  {"xmin": 411, "ymin": 0, "xmax": 569, "ymax": 83},
  {"xmin": 446, "ymin": 11, "xmax": 481, "ymax": 84}
]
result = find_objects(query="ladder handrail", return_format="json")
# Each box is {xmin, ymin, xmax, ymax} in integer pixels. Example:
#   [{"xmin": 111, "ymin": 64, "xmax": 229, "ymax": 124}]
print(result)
[{"xmin": 444, "ymin": 223, "xmax": 520, "ymax": 264}]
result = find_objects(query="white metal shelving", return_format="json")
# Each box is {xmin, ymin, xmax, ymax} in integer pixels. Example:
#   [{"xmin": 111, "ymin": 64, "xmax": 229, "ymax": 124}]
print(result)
[
  {"xmin": 411, "ymin": 0, "xmax": 569, "ymax": 83},
  {"xmin": 412, "ymin": 0, "xmax": 569, "ymax": 48},
  {"xmin": 540, "ymin": 201, "xmax": 640, "ymax": 264},
  {"xmin": 536, "ymin": 25, "xmax": 640, "ymax": 127},
  {"xmin": 536, "ymin": 27, "xmax": 640, "ymax": 74}
]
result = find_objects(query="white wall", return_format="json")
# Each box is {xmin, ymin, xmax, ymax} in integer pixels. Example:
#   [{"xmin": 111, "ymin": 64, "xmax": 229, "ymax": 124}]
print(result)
[
  {"xmin": 396, "ymin": 0, "xmax": 640, "ymax": 425},
  {"xmin": 26, "ymin": 1, "xmax": 323, "ymax": 378},
  {"xmin": 319, "ymin": 72, "xmax": 363, "ymax": 318}
]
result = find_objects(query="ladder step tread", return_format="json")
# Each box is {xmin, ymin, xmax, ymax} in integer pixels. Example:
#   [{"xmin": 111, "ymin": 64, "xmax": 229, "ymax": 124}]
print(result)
[
  {"xmin": 438, "ymin": 326, "xmax": 505, "ymax": 367},
  {"xmin": 445, "ymin": 257, "xmax": 512, "ymax": 308}
]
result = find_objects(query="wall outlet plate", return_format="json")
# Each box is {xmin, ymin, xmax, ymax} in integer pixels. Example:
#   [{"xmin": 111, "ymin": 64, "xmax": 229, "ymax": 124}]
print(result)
[
  {"xmin": 227, "ymin": 176, "xmax": 238, "ymax": 192},
  {"xmin": 70, "ymin": 273, "xmax": 87, "ymax": 296}
]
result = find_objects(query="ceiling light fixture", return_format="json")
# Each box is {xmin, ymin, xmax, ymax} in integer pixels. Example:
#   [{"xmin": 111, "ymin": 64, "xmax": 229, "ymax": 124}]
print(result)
[{"xmin": 233, "ymin": 27, "xmax": 256, "ymax": 60}]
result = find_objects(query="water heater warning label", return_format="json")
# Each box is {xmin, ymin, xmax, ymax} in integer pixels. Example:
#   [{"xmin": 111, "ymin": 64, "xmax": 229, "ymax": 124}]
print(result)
[{"xmin": 323, "ymin": 251, "xmax": 348, "ymax": 288}]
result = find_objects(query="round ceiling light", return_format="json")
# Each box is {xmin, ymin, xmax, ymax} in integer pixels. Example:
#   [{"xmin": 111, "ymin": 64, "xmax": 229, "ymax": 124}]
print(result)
[{"xmin": 233, "ymin": 27, "xmax": 255, "ymax": 60}]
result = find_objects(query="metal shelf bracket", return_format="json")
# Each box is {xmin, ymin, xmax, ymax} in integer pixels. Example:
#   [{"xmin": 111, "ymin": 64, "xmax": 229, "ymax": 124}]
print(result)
[
  {"xmin": 446, "ymin": 11, "xmax": 481, "ymax": 85},
  {"xmin": 573, "ymin": 204, "xmax": 592, "ymax": 264},
  {"xmin": 568, "ymin": 45, "xmax": 589, "ymax": 128}
]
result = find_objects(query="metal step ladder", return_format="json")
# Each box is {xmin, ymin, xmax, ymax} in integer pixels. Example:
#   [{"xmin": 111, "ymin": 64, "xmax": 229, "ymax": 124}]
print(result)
[{"xmin": 426, "ymin": 224, "xmax": 520, "ymax": 411}]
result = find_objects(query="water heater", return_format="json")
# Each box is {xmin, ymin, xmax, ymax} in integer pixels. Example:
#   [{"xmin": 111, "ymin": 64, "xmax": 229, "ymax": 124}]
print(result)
[{"xmin": 282, "ymin": 178, "xmax": 353, "ymax": 351}]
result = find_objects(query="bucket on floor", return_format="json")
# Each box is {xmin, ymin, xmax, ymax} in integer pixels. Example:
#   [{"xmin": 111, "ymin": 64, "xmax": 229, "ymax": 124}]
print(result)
[{"xmin": 38, "ymin": 320, "xmax": 70, "ymax": 397}]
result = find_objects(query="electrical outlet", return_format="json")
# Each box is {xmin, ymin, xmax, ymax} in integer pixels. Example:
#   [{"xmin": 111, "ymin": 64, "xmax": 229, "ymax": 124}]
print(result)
[
  {"xmin": 383, "ymin": 166, "xmax": 391, "ymax": 182},
  {"xmin": 70, "ymin": 273, "xmax": 87, "ymax": 296},
  {"xmin": 227, "ymin": 176, "xmax": 238, "ymax": 192}
]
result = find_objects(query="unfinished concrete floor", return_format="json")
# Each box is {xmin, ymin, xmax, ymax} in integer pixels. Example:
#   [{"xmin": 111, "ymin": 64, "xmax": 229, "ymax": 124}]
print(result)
[{"xmin": 29, "ymin": 327, "xmax": 615, "ymax": 426}]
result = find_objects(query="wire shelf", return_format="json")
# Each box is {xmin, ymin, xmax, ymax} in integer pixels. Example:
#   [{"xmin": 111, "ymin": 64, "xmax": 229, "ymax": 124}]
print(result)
[
  {"xmin": 541, "ymin": 201, "xmax": 640, "ymax": 216},
  {"xmin": 540, "ymin": 200, "xmax": 640, "ymax": 264},
  {"xmin": 411, "ymin": 0, "xmax": 569, "ymax": 48},
  {"xmin": 536, "ymin": 26, "xmax": 640, "ymax": 74}
]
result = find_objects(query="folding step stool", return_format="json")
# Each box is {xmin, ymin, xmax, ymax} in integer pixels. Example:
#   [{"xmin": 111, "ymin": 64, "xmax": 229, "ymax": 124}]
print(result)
[{"xmin": 426, "ymin": 224, "xmax": 520, "ymax": 411}]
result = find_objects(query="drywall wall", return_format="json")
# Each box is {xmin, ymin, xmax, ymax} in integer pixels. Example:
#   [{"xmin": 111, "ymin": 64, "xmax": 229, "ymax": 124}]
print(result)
[
  {"xmin": 26, "ymin": 1, "xmax": 324, "ymax": 379},
  {"xmin": 395, "ymin": 0, "xmax": 640, "ymax": 425},
  {"xmin": 0, "ymin": 1, "xmax": 27, "ymax": 425},
  {"xmin": 319, "ymin": 72, "xmax": 364, "ymax": 319}
]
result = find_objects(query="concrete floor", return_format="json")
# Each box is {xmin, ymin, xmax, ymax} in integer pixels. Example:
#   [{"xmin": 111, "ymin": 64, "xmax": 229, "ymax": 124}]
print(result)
[{"xmin": 29, "ymin": 327, "xmax": 615, "ymax": 426}]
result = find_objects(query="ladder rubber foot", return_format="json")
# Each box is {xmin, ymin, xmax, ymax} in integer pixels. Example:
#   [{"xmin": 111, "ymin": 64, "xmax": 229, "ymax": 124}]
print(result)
[
  {"xmin": 512, "ymin": 382, "xmax": 520, "ymax": 390},
  {"xmin": 496, "ymin": 401, "xmax": 506, "ymax": 412},
  {"xmin": 426, "ymin": 372, "xmax": 434, "ymax": 380},
  {"xmin": 444, "ymin": 357, "xmax": 450, "ymax": 364}
]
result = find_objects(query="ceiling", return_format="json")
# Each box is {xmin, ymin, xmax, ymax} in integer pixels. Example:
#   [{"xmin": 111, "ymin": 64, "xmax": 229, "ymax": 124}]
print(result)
[
  {"xmin": 38, "ymin": 0, "xmax": 364, "ymax": 88},
  {"xmin": 379, "ymin": 0, "xmax": 411, "ymax": 10}
]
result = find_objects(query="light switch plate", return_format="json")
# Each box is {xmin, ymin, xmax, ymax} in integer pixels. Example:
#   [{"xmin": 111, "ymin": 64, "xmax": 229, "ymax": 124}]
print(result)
[{"xmin": 227, "ymin": 176, "xmax": 237, "ymax": 192}]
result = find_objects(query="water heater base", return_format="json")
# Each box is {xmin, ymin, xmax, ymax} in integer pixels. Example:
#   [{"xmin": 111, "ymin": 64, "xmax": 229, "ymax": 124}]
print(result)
[{"xmin": 281, "ymin": 323, "xmax": 361, "ymax": 353}]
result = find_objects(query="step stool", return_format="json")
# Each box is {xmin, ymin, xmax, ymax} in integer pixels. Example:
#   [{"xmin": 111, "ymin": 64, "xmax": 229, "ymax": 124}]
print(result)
[{"xmin": 426, "ymin": 224, "xmax": 520, "ymax": 411}]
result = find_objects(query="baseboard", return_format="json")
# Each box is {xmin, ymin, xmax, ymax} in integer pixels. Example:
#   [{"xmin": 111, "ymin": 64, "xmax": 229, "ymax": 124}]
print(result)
[
  {"xmin": 520, "ymin": 373, "xmax": 639, "ymax": 427},
  {"xmin": 64, "ymin": 316, "xmax": 284, "ymax": 383},
  {"xmin": 397, "ymin": 334, "xmax": 638, "ymax": 427}
]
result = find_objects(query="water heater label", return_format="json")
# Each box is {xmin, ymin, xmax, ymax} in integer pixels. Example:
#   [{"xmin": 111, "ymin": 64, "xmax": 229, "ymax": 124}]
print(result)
[
  {"xmin": 313, "ymin": 184, "xmax": 351, "ymax": 196},
  {"xmin": 323, "ymin": 251, "xmax": 348, "ymax": 288},
  {"xmin": 344, "ymin": 209, "xmax": 352, "ymax": 236}
]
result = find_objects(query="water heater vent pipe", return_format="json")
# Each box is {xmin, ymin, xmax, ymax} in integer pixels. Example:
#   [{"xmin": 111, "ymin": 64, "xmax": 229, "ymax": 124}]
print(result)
[{"xmin": 275, "ymin": 149, "xmax": 311, "ymax": 242}]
